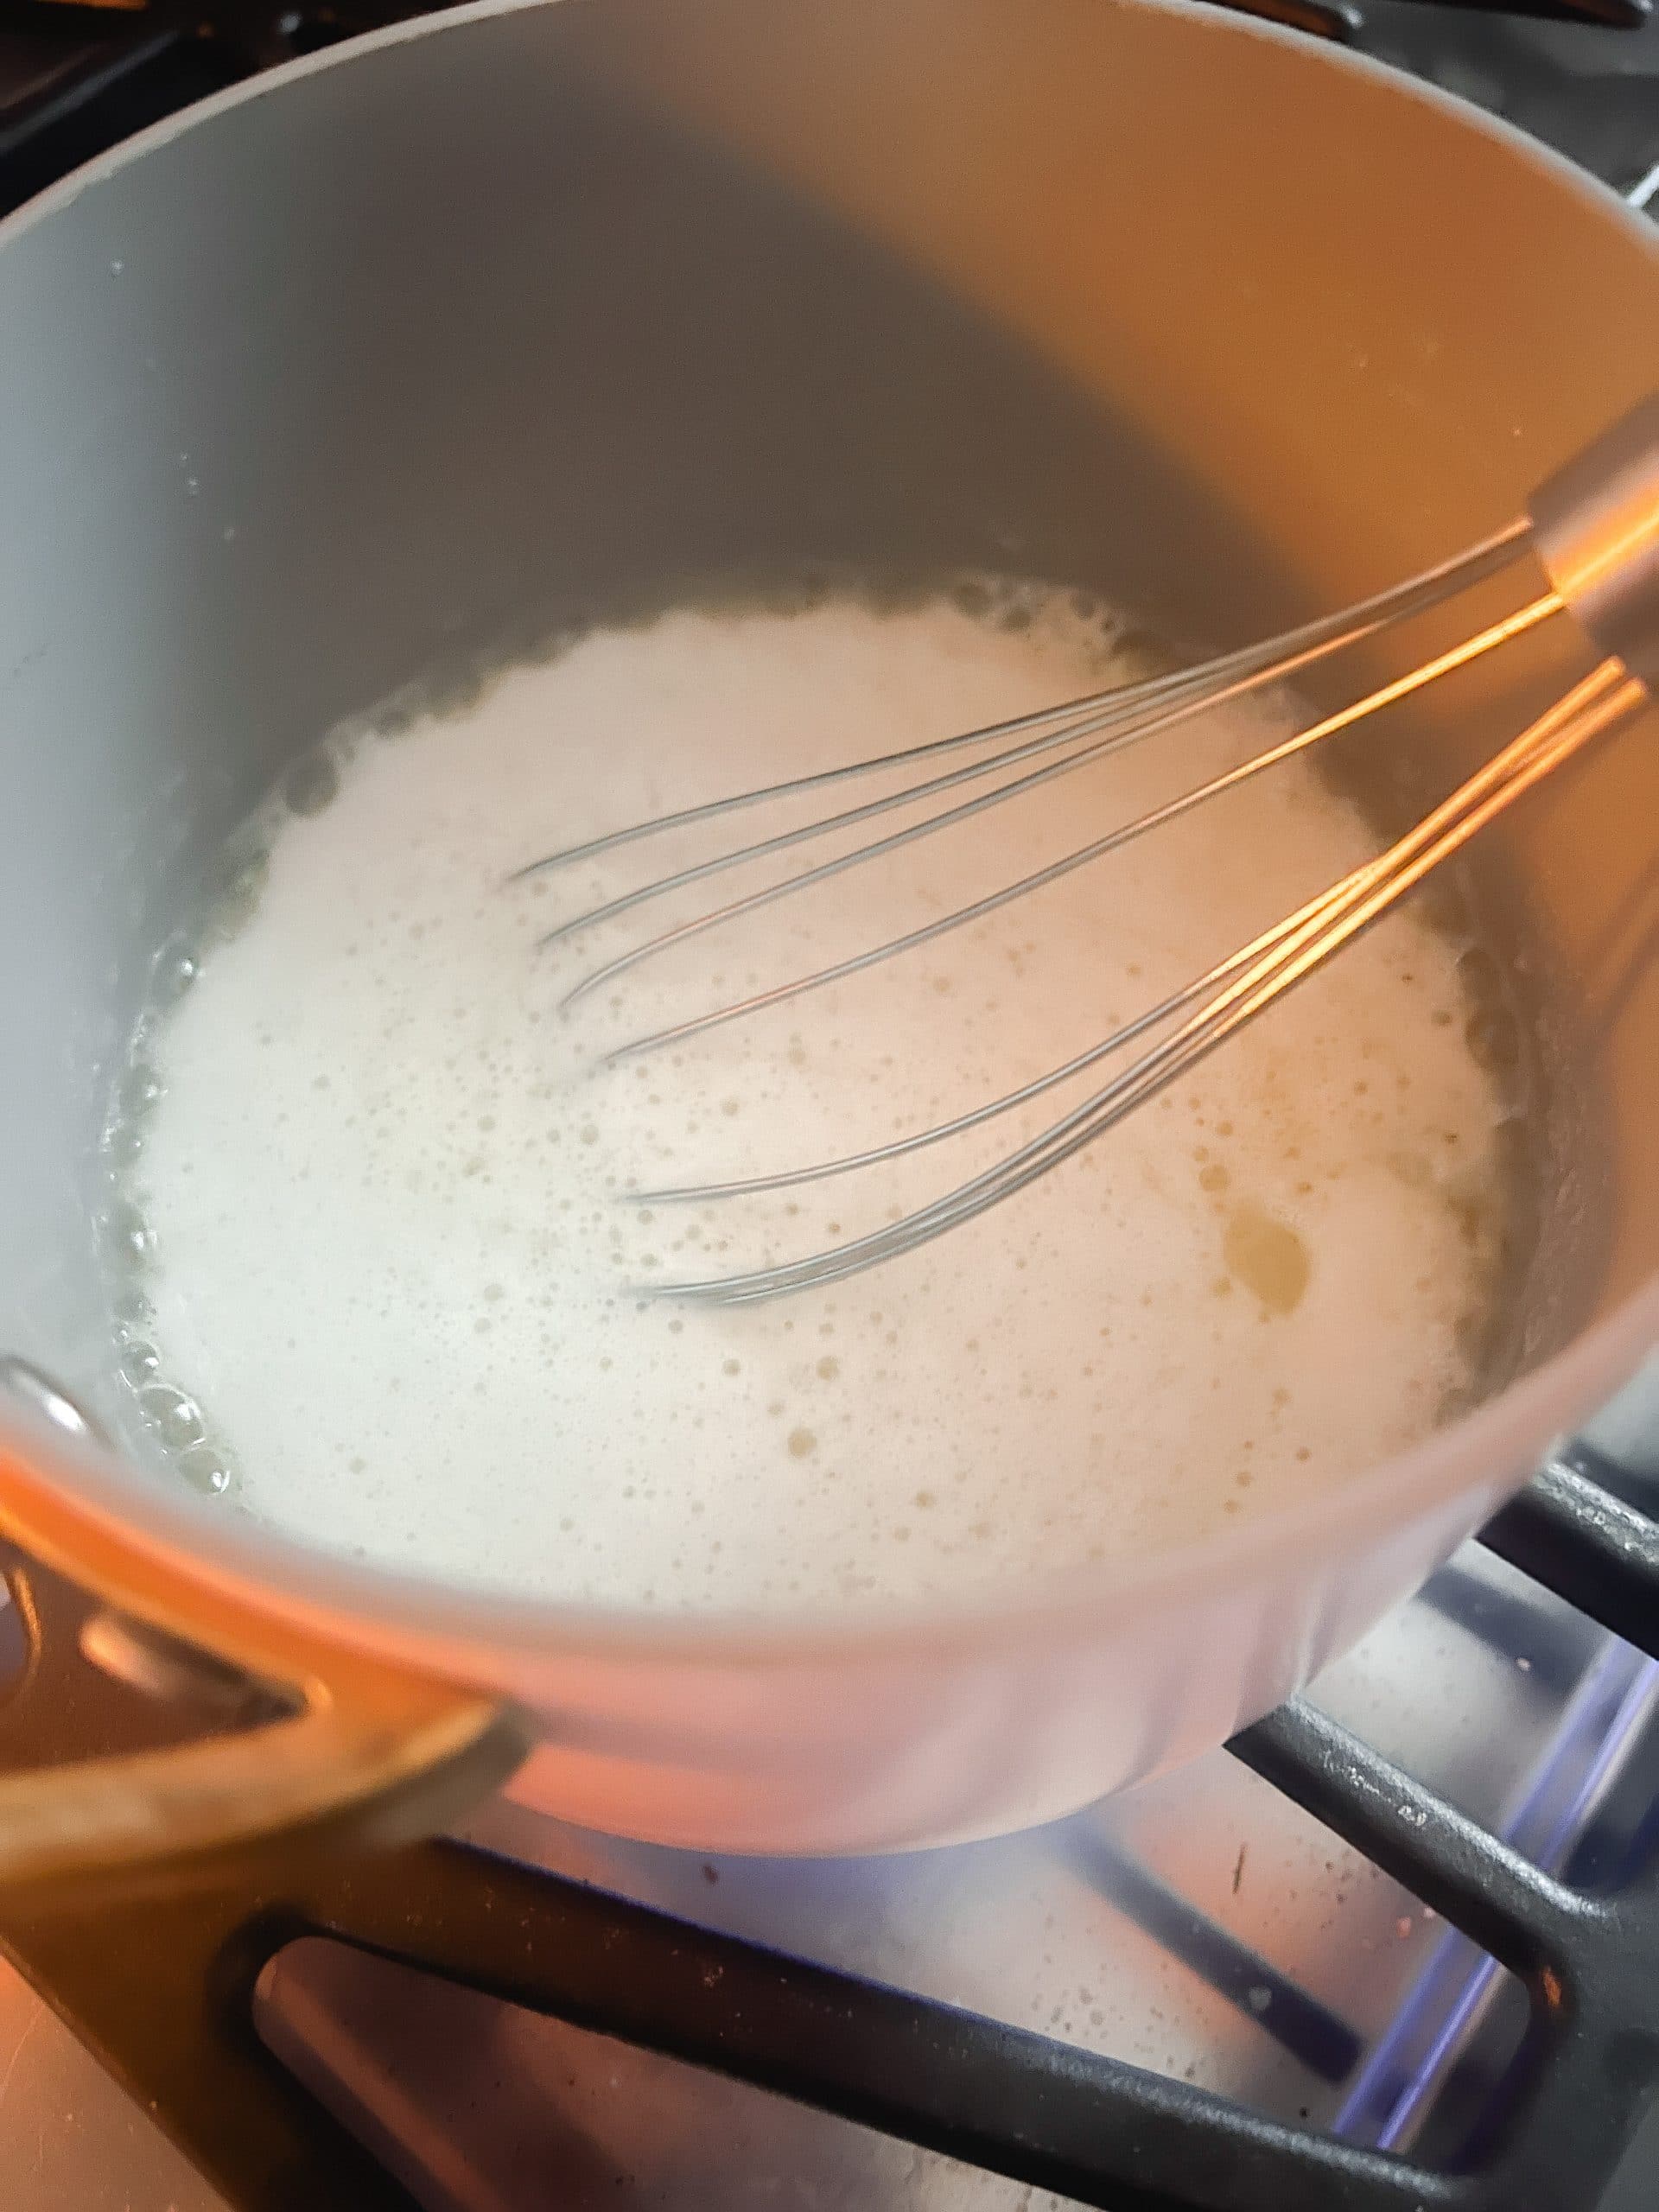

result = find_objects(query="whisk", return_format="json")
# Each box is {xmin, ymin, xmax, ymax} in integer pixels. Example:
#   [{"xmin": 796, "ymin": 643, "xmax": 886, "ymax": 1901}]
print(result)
[{"xmin": 519, "ymin": 396, "xmax": 1659, "ymax": 1305}]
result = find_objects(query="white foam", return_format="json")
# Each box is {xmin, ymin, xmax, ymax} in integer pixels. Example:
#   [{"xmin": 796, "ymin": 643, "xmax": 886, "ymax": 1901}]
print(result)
[{"xmin": 118, "ymin": 592, "xmax": 1510, "ymax": 1613}]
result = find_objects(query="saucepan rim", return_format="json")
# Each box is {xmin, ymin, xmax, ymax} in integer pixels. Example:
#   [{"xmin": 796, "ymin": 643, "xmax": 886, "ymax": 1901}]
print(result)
[{"xmin": 0, "ymin": 0, "xmax": 1655, "ymax": 1680}]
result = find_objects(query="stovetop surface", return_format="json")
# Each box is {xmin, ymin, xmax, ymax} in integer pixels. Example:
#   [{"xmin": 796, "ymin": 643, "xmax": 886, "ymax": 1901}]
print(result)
[
  {"xmin": 0, "ymin": 6, "xmax": 1656, "ymax": 2211},
  {"xmin": 1, "ymin": 2, "xmax": 1657, "ymax": 213}
]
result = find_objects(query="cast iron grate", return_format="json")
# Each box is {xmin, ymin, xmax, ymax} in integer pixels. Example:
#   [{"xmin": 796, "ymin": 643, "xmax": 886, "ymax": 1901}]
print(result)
[
  {"xmin": 0, "ymin": 0, "xmax": 1650, "ymax": 218},
  {"xmin": 0, "ymin": 1441, "xmax": 1654, "ymax": 2212},
  {"xmin": 2, "ymin": 7, "xmax": 1656, "ymax": 2208}
]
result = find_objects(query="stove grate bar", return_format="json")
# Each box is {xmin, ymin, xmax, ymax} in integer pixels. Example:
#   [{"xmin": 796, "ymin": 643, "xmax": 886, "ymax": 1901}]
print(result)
[
  {"xmin": 2, "ymin": 1440, "xmax": 1656, "ymax": 2212},
  {"xmin": 1481, "ymin": 1452, "xmax": 1659, "ymax": 1662}
]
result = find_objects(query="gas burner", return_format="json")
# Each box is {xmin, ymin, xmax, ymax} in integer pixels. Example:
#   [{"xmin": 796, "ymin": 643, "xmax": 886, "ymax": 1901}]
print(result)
[
  {"xmin": 0, "ymin": 9, "xmax": 1656, "ymax": 2212},
  {"xmin": 2, "ymin": 1438, "xmax": 1657, "ymax": 2211}
]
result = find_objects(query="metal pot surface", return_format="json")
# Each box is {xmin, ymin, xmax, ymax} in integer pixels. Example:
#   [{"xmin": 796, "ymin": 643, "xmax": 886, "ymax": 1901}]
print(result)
[{"xmin": 0, "ymin": 0, "xmax": 1654, "ymax": 1868}]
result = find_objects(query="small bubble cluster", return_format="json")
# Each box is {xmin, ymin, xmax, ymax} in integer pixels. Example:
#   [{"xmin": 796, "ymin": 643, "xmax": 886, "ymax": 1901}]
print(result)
[
  {"xmin": 95, "ymin": 1173, "xmax": 239, "ymax": 1500},
  {"xmin": 100, "ymin": 587, "xmax": 1522, "ymax": 1606}
]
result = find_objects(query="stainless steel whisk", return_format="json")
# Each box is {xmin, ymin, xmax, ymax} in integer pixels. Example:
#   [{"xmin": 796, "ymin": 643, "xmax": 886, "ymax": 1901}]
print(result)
[{"xmin": 518, "ymin": 397, "xmax": 1659, "ymax": 1304}]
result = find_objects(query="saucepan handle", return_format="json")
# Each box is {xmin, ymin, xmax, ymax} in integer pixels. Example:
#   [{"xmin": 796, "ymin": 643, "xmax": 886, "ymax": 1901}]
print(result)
[{"xmin": 0, "ymin": 1435, "xmax": 529, "ymax": 1893}]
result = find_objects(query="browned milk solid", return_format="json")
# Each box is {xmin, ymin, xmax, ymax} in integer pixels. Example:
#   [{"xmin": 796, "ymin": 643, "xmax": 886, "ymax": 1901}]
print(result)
[{"xmin": 114, "ymin": 592, "xmax": 1512, "ymax": 1611}]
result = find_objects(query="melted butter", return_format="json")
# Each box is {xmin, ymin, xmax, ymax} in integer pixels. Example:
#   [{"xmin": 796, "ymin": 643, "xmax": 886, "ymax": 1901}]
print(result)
[
  {"xmin": 108, "ymin": 588, "xmax": 1516, "ymax": 1613},
  {"xmin": 1223, "ymin": 1203, "xmax": 1312, "ymax": 1318}
]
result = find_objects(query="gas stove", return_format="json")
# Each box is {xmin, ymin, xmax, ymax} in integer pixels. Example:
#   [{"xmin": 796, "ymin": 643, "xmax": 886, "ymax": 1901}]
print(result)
[
  {"xmin": 1, "ymin": 0, "xmax": 1656, "ymax": 216},
  {"xmin": 0, "ymin": 6, "xmax": 1656, "ymax": 2211}
]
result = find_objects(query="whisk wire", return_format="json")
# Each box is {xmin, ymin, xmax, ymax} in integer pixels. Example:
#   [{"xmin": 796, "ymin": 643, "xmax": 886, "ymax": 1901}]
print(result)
[
  {"xmin": 648, "ymin": 658, "xmax": 1642, "ymax": 1304},
  {"xmin": 510, "ymin": 398, "xmax": 1659, "ymax": 1300},
  {"xmin": 631, "ymin": 906, "xmax": 1352, "ymax": 1203},
  {"xmin": 598, "ymin": 587, "xmax": 1563, "ymax": 1066},
  {"xmin": 533, "ymin": 522, "xmax": 1532, "ymax": 980},
  {"xmin": 516, "ymin": 521, "xmax": 1527, "ymax": 892},
  {"xmin": 548, "ymin": 673, "xmax": 1207, "ymax": 962}
]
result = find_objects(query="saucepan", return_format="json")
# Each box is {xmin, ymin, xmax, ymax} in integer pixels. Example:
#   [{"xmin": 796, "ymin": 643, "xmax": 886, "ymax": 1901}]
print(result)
[{"xmin": 0, "ymin": 0, "xmax": 1655, "ymax": 1875}]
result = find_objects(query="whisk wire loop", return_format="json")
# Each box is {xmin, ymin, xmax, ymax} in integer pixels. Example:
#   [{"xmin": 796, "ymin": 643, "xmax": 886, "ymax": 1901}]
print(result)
[
  {"xmin": 655, "ymin": 658, "xmax": 1642, "ymax": 1306},
  {"xmin": 513, "ymin": 399, "xmax": 1658, "ymax": 1300}
]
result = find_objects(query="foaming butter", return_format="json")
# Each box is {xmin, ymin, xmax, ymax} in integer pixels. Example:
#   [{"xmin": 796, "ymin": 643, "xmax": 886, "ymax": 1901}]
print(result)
[{"xmin": 108, "ymin": 588, "xmax": 1519, "ymax": 1612}]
